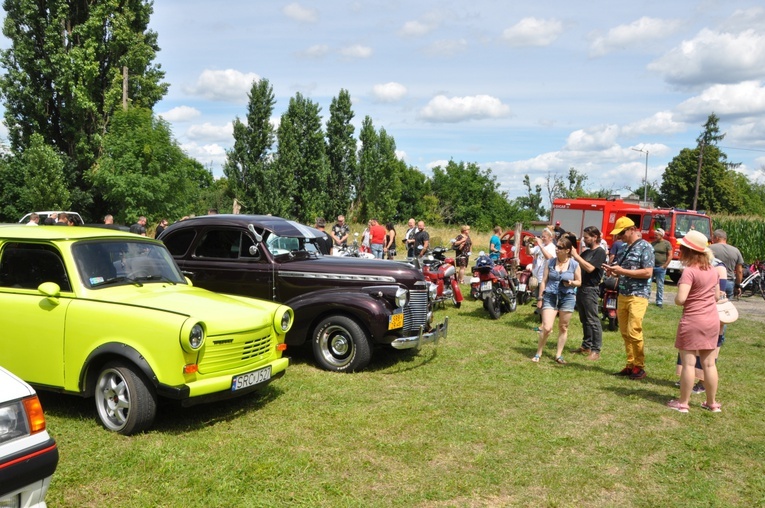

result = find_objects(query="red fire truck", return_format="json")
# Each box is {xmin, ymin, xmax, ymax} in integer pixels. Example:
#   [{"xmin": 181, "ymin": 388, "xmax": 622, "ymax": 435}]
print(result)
[{"xmin": 551, "ymin": 197, "xmax": 713, "ymax": 282}]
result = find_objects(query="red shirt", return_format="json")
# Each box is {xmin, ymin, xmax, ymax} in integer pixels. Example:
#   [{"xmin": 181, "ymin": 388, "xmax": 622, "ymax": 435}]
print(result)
[{"xmin": 370, "ymin": 225, "xmax": 386, "ymax": 244}]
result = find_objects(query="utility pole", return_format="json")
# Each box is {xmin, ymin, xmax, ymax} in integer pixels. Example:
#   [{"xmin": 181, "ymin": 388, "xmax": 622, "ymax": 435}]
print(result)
[
  {"xmin": 692, "ymin": 139, "xmax": 704, "ymax": 211},
  {"xmin": 122, "ymin": 66, "xmax": 128, "ymax": 111}
]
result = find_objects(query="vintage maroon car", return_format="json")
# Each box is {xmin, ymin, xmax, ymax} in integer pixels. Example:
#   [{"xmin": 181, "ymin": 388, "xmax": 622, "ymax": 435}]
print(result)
[{"xmin": 158, "ymin": 215, "xmax": 447, "ymax": 372}]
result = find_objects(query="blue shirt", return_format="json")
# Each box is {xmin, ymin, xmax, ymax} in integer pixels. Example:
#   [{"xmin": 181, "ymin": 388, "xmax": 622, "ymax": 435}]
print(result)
[
  {"xmin": 489, "ymin": 234, "xmax": 501, "ymax": 261},
  {"xmin": 544, "ymin": 258, "xmax": 579, "ymax": 295}
]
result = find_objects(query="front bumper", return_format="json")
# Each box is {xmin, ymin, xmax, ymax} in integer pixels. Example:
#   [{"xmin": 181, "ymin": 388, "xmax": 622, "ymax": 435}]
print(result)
[
  {"xmin": 0, "ymin": 436, "xmax": 58, "ymax": 501},
  {"xmin": 390, "ymin": 317, "xmax": 448, "ymax": 350}
]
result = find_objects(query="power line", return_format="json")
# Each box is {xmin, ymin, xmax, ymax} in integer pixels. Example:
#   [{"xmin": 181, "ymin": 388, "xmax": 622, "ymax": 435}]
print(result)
[{"xmin": 718, "ymin": 145, "xmax": 765, "ymax": 153}]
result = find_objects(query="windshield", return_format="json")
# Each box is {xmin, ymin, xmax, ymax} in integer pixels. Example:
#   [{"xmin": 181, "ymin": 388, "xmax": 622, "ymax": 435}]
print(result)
[
  {"xmin": 674, "ymin": 214, "xmax": 712, "ymax": 239},
  {"xmin": 73, "ymin": 240, "xmax": 186, "ymax": 288},
  {"xmin": 264, "ymin": 232, "xmax": 318, "ymax": 257}
]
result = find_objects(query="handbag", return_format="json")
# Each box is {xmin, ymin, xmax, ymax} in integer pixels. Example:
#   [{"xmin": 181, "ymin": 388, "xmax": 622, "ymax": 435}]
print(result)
[{"xmin": 717, "ymin": 298, "xmax": 738, "ymax": 324}]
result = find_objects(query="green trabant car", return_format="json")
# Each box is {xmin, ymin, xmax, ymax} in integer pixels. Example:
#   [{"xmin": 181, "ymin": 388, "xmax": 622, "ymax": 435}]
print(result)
[{"xmin": 0, "ymin": 225, "xmax": 293, "ymax": 435}]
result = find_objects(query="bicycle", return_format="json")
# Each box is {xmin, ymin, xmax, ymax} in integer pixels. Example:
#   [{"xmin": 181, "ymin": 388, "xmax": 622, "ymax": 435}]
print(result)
[{"xmin": 737, "ymin": 261, "xmax": 765, "ymax": 301}]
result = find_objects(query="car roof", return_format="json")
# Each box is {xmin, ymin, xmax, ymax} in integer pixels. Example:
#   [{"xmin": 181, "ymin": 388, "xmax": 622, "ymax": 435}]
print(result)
[
  {"xmin": 0, "ymin": 225, "xmax": 152, "ymax": 242},
  {"xmin": 164, "ymin": 214, "xmax": 321, "ymax": 238}
]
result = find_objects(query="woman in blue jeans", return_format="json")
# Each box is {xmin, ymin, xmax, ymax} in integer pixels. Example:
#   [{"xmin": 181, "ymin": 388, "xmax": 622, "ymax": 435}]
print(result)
[{"xmin": 532, "ymin": 237, "xmax": 582, "ymax": 364}]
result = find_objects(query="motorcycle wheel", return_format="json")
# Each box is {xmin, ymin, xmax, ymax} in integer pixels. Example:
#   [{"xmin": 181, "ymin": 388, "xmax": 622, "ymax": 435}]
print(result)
[
  {"xmin": 517, "ymin": 292, "xmax": 528, "ymax": 305},
  {"xmin": 608, "ymin": 316, "xmax": 618, "ymax": 331},
  {"xmin": 508, "ymin": 294, "xmax": 517, "ymax": 312},
  {"xmin": 483, "ymin": 292, "xmax": 502, "ymax": 319},
  {"xmin": 452, "ymin": 294, "xmax": 461, "ymax": 308}
]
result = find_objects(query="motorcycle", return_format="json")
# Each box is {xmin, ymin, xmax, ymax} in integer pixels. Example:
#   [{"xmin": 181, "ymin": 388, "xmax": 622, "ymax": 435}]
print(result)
[
  {"xmin": 421, "ymin": 246, "xmax": 464, "ymax": 308},
  {"xmin": 601, "ymin": 276, "xmax": 619, "ymax": 331},
  {"xmin": 332, "ymin": 232, "xmax": 375, "ymax": 259},
  {"xmin": 470, "ymin": 253, "xmax": 518, "ymax": 319},
  {"xmin": 516, "ymin": 263, "xmax": 534, "ymax": 305}
]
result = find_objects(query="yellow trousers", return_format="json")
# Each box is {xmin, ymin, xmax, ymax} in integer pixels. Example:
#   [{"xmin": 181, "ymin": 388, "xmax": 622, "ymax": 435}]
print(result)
[{"xmin": 617, "ymin": 295, "xmax": 649, "ymax": 368}]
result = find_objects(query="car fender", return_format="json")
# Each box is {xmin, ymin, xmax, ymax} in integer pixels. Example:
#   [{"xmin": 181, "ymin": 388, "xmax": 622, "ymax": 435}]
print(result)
[
  {"xmin": 79, "ymin": 342, "xmax": 159, "ymax": 397},
  {"xmin": 283, "ymin": 286, "xmax": 399, "ymax": 345}
]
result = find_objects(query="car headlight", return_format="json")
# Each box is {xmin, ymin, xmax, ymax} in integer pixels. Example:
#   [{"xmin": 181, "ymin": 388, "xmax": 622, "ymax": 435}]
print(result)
[
  {"xmin": 0, "ymin": 396, "xmax": 45, "ymax": 444},
  {"xmin": 428, "ymin": 282, "xmax": 438, "ymax": 301},
  {"xmin": 395, "ymin": 288, "xmax": 408, "ymax": 308},
  {"xmin": 180, "ymin": 322, "xmax": 206, "ymax": 353},
  {"xmin": 274, "ymin": 305, "xmax": 293, "ymax": 333}
]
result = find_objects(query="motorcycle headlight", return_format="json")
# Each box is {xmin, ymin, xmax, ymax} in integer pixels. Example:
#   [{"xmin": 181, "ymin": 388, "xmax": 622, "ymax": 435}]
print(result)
[
  {"xmin": 181, "ymin": 322, "xmax": 205, "ymax": 353},
  {"xmin": 395, "ymin": 288, "xmax": 408, "ymax": 308},
  {"xmin": 428, "ymin": 282, "xmax": 438, "ymax": 301}
]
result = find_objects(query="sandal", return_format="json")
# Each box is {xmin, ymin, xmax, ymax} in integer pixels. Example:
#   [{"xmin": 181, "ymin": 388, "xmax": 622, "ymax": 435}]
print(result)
[
  {"xmin": 531, "ymin": 355, "xmax": 540, "ymax": 362},
  {"xmin": 667, "ymin": 400, "xmax": 689, "ymax": 413},
  {"xmin": 555, "ymin": 356, "xmax": 566, "ymax": 365},
  {"xmin": 701, "ymin": 401, "xmax": 722, "ymax": 413}
]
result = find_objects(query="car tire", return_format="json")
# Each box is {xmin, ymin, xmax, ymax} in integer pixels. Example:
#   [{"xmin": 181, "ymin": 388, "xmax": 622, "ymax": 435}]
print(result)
[
  {"xmin": 95, "ymin": 361, "xmax": 157, "ymax": 435},
  {"xmin": 312, "ymin": 316, "xmax": 372, "ymax": 372}
]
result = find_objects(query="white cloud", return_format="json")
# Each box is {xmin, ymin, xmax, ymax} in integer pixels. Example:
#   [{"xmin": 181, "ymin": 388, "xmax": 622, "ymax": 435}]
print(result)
[
  {"xmin": 424, "ymin": 38, "xmax": 468, "ymax": 57},
  {"xmin": 395, "ymin": 149, "xmax": 407, "ymax": 161},
  {"xmin": 648, "ymin": 29, "xmax": 765, "ymax": 87},
  {"xmin": 674, "ymin": 81, "xmax": 765, "ymax": 121},
  {"xmin": 589, "ymin": 17, "xmax": 683, "ymax": 57},
  {"xmin": 185, "ymin": 122, "xmax": 234, "ymax": 143},
  {"xmin": 283, "ymin": 3, "xmax": 318, "ymax": 23},
  {"xmin": 184, "ymin": 69, "xmax": 260, "ymax": 103},
  {"xmin": 718, "ymin": 7, "xmax": 765, "ymax": 33},
  {"xmin": 622, "ymin": 111, "xmax": 686, "ymax": 136},
  {"xmin": 298, "ymin": 44, "xmax": 330, "ymax": 59},
  {"xmin": 399, "ymin": 20, "xmax": 432, "ymax": 37},
  {"xmin": 157, "ymin": 106, "xmax": 201, "ymax": 123},
  {"xmin": 501, "ymin": 17, "xmax": 563, "ymax": 47},
  {"xmin": 418, "ymin": 95, "xmax": 511, "ymax": 123},
  {"xmin": 339, "ymin": 44, "xmax": 372, "ymax": 59},
  {"xmin": 181, "ymin": 142, "xmax": 228, "ymax": 167},
  {"xmin": 563, "ymin": 125, "xmax": 620, "ymax": 151},
  {"xmin": 371, "ymin": 82, "xmax": 407, "ymax": 102}
]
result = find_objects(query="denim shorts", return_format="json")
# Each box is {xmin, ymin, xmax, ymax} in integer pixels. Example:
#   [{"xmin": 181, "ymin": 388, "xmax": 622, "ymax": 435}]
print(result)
[{"xmin": 542, "ymin": 291, "xmax": 576, "ymax": 312}]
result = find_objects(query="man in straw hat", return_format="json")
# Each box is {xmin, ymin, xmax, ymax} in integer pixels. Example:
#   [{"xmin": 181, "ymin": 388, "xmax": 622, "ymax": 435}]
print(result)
[{"xmin": 603, "ymin": 217, "xmax": 654, "ymax": 380}]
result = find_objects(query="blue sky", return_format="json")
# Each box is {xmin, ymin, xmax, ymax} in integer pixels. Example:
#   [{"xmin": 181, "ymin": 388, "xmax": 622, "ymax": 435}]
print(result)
[{"xmin": 7, "ymin": 1, "xmax": 765, "ymax": 203}]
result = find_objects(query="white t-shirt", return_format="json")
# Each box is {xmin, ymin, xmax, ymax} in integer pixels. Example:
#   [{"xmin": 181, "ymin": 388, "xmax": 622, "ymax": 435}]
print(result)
[{"xmin": 531, "ymin": 242, "xmax": 556, "ymax": 281}]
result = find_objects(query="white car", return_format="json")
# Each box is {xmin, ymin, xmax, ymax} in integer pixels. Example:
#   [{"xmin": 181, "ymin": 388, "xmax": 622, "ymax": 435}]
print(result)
[
  {"xmin": 18, "ymin": 211, "xmax": 84, "ymax": 226},
  {"xmin": 0, "ymin": 366, "xmax": 58, "ymax": 508}
]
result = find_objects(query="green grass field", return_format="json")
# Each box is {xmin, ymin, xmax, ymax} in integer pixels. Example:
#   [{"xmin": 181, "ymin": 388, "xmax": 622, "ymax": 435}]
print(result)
[{"xmin": 42, "ymin": 293, "xmax": 765, "ymax": 507}]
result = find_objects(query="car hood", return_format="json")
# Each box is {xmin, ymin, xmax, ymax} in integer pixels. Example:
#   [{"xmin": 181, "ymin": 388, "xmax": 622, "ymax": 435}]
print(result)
[
  {"xmin": 278, "ymin": 256, "xmax": 425, "ymax": 288},
  {"xmin": 87, "ymin": 284, "xmax": 282, "ymax": 335},
  {"xmin": 0, "ymin": 366, "xmax": 35, "ymax": 400}
]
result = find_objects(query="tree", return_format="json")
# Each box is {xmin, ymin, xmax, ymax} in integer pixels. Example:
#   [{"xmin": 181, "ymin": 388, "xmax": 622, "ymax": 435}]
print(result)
[
  {"xmin": 356, "ymin": 120, "xmax": 402, "ymax": 221},
  {"xmin": 325, "ymin": 89, "xmax": 357, "ymax": 218},
  {"xmin": 396, "ymin": 165, "xmax": 432, "ymax": 222},
  {"xmin": 431, "ymin": 160, "xmax": 524, "ymax": 230},
  {"xmin": 660, "ymin": 114, "xmax": 742, "ymax": 213},
  {"xmin": 516, "ymin": 175, "xmax": 545, "ymax": 220},
  {"xmin": 0, "ymin": 0, "xmax": 168, "ymax": 217},
  {"xmin": 17, "ymin": 134, "xmax": 72, "ymax": 213},
  {"xmin": 275, "ymin": 93, "xmax": 329, "ymax": 223},
  {"xmin": 87, "ymin": 108, "xmax": 212, "ymax": 224},
  {"xmin": 223, "ymin": 78, "xmax": 277, "ymax": 214}
]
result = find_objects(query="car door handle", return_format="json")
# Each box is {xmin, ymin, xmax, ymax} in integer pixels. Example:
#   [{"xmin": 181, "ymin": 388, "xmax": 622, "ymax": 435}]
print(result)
[{"xmin": 181, "ymin": 270, "xmax": 195, "ymax": 278}]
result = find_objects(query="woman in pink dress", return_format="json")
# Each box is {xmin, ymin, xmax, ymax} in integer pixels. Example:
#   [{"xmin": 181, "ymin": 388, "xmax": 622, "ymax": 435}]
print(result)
[{"xmin": 668, "ymin": 230, "xmax": 722, "ymax": 413}]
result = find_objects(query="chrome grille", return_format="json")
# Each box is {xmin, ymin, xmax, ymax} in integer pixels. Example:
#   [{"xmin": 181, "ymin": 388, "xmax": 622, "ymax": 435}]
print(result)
[
  {"xmin": 198, "ymin": 332, "xmax": 274, "ymax": 374},
  {"xmin": 404, "ymin": 290, "xmax": 429, "ymax": 332}
]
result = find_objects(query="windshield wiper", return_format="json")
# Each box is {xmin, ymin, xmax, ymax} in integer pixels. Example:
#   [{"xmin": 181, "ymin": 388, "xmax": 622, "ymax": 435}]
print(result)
[
  {"xmin": 91, "ymin": 275, "xmax": 143, "ymax": 287},
  {"xmin": 131, "ymin": 274, "xmax": 178, "ymax": 285}
]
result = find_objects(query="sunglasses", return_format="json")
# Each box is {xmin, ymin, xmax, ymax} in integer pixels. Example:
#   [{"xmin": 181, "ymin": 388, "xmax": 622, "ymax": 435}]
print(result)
[{"xmin": 556, "ymin": 245, "xmax": 568, "ymax": 250}]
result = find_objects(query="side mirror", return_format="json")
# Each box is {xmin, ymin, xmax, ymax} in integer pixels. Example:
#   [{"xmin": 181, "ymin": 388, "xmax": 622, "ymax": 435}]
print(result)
[
  {"xmin": 38, "ymin": 282, "xmax": 61, "ymax": 303},
  {"xmin": 247, "ymin": 224, "xmax": 263, "ymax": 243}
]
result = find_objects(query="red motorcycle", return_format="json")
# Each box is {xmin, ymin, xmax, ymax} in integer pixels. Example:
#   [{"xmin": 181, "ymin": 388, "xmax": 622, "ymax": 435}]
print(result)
[
  {"xmin": 421, "ymin": 246, "xmax": 463, "ymax": 308},
  {"xmin": 470, "ymin": 254, "xmax": 518, "ymax": 319},
  {"xmin": 601, "ymin": 276, "xmax": 619, "ymax": 331}
]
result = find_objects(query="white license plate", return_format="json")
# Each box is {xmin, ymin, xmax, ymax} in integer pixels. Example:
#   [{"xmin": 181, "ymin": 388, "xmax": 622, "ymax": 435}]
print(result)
[
  {"xmin": 606, "ymin": 298, "xmax": 617, "ymax": 309},
  {"xmin": 518, "ymin": 283, "xmax": 526, "ymax": 292},
  {"xmin": 480, "ymin": 281, "xmax": 492, "ymax": 291},
  {"xmin": 232, "ymin": 366, "xmax": 271, "ymax": 391}
]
